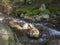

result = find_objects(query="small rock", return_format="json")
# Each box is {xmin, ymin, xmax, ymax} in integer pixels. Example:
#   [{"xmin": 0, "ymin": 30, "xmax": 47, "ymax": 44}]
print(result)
[
  {"xmin": 35, "ymin": 15, "xmax": 42, "ymax": 21},
  {"xmin": 25, "ymin": 23, "xmax": 41, "ymax": 38},
  {"xmin": 39, "ymin": 4, "xmax": 46, "ymax": 11},
  {"xmin": 41, "ymin": 14, "xmax": 49, "ymax": 19},
  {"xmin": 30, "ymin": 29, "xmax": 40, "ymax": 38}
]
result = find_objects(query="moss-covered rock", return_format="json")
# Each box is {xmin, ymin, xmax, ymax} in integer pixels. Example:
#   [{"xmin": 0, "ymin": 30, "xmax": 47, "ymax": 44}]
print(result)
[{"xmin": 0, "ymin": 22, "xmax": 15, "ymax": 45}]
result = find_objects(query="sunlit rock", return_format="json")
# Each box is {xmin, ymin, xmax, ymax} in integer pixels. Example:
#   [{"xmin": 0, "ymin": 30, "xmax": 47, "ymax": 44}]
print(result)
[
  {"xmin": 9, "ymin": 20, "xmax": 23, "ymax": 29},
  {"xmin": 24, "ymin": 23, "xmax": 41, "ymax": 38},
  {"xmin": 29, "ymin": 28, "xmax": 40, "ymax": 38},
  {"xmin": 23, "ymin": 23, "xmax": 31, "ymax": 29},
  {"xmin": 9, "ymin": 19, "xmax": 41, "ymax": 38}
]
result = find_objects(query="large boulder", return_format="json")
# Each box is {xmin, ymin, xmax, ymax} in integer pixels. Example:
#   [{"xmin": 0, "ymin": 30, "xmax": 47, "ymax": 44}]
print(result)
[{"xmin": 0, "ymin": 22, "xmax": 15, "ymax": 45}]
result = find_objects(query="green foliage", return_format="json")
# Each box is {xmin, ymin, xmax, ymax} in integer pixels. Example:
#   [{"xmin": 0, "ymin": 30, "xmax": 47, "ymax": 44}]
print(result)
[
  {"xmin": 13, "ymin": 6, "xmax": 50, "ymax": 16},
  {"xmin": 13, "ymin": 0, "xmax": 32, "ymax": 4},
  {"xmin": 39, "ymin": 9, "xmax": 50, "ymax": 14},
  {"xmin": 4, "ymin": 0, "xmax": 10, "ymax": 2},
  {"xmin": 13, "ymin": 0, "xmax": 24, "ymax": 3}
]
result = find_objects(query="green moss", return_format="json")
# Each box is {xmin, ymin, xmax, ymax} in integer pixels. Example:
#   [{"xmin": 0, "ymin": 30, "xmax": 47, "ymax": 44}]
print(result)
[{"xmin": 8, "ymin": 36, "xmax": 13, "ymax": 45}]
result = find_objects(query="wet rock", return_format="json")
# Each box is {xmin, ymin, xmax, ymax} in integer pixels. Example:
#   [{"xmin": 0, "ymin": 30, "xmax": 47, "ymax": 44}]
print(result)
[
  {"xmin": 23, "ymin": 16, "xmax": 35, "ymax": 22},
  {"xmin": 22, "ymin": 14, "xmax": 49, "ymax": 23},
  {"xmin": 8, "ymin": 19, "xmax": 42, "ymax": 38},
  {"xmin": 29, "ymin": 29, "xmax": 40, "ymax": 38},
  {"xmin": 34, "ymin": 15, "xmax": 42, "ymax": 22},
  {"xmin": 41, "ymin": 14, "xmax": 49, "ymax": 19},
  {"xmin": 23, "ymin": 23, "xmax": 41, "ymax": 38}
]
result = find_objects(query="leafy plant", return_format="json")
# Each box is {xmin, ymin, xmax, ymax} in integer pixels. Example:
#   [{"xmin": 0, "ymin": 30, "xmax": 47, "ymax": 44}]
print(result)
[
  {"xmin": 13, "ymin": 6, "xmax": 51, "ymax": 16},
  {"xmin": 13, "ymin": 0, "xmax": 24, "ymax": 3},
  {"xmin": 39, "ymin": 9, "xmax": 51, "ymax": 14}
]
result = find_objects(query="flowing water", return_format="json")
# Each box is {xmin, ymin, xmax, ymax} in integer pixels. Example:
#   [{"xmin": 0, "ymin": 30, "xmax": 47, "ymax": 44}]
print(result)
[{"xmin": 0, "ymin": 15, "xmax": 60, "ymax": 45}]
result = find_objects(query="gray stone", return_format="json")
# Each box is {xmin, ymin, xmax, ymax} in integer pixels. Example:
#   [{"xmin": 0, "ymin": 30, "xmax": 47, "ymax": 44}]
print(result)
[
  {"xmin": 0, "ymin": 22, "xmax": 15, "ymax": 45},
  {"xmin": 41, "ymin": 14, "xmax": 49, "ymax": 19},
  {"xmin": 39, "ymin": 4, "xmax": 46, "ymax": 11}
]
